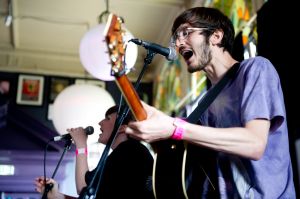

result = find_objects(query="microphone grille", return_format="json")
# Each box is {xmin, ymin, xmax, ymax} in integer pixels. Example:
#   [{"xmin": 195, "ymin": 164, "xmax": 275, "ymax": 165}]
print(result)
[
  {"xmin": 167, "ymin": 47, "xmax": 177, "ymax": 61},
  {"xmin": 85, "ymin": 126, "xmax": 94, "ymax": 135}
]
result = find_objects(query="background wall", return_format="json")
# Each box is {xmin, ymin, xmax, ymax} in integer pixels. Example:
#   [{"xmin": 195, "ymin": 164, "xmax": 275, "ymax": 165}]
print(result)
[{"xmin": 0, "ymin": 71, "xmax": 153, "ymax": 198}]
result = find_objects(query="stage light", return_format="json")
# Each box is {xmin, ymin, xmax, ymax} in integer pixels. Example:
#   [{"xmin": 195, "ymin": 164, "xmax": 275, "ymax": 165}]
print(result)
[
  {"xmin": 79, "ymin": 24, "xmax": 137, "ymax": 81},
  {"xmin": 52, "ymin": 84, "xmax": 115, "ymax": 146},
  {"xmin": 79, "ymin": 0, "xmax": 137, "ymax": 81}
]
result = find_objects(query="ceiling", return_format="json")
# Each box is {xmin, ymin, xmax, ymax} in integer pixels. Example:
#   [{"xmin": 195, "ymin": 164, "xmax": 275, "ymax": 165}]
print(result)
[{"xmin": 0, "ymin": 0, "xmax": 205, "ymax": 82}]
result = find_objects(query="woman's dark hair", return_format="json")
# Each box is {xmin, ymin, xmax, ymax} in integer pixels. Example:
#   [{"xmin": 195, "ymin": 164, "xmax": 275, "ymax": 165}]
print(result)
[
  {"xmin": 172, "ymin": 7, "xmax": 235, "ymax": 53},
  {"xmin": 105, "ymin": 105, "xmax": 134, "ymax": 125}
]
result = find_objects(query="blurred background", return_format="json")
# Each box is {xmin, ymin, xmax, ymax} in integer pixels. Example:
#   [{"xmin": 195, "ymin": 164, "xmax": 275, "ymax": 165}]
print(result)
[{"xmin": 0, "ymin": 0, "xmax": 299, "ymax": 198}]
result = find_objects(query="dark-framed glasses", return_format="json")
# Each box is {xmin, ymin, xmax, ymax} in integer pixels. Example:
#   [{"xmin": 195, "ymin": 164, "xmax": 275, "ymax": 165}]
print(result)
[{"xmin": 171, "ymin": 27, "xmax": 206, "ymax": 46}]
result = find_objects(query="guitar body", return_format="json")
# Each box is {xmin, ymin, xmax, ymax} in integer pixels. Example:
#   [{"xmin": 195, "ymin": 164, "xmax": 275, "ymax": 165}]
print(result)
[
  {"xmin": 152, "ymin": 141, "xmax": 220, "ymax": 199},
  {"xmin": 152, "ymin": 140, "xmax": 186, "ymax": 199}
]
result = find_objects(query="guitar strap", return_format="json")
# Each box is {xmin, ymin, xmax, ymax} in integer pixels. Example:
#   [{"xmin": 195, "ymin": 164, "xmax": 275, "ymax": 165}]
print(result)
[
  {"xmin": 184, "ymin": 62, "xmax": 240, "ymax": 198},
  {"xmin": 186, "ymin": 62, "xmax": 240, "ymax": 123}
]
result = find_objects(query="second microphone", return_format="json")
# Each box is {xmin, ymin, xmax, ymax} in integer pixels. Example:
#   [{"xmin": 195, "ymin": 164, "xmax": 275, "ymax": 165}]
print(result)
[{"xmin": 52, "ymin": 126, "xmax": 94, "ymax": 142}]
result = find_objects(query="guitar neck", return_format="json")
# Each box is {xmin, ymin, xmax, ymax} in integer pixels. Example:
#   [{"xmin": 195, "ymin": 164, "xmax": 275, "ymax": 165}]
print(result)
[
  {"xmin": 115, "ymin": 75, "xmax": 147, "ymax": 121},
  {"xmin": 104, "ymin": 13, "xmax": 147, "ymax": 122}
]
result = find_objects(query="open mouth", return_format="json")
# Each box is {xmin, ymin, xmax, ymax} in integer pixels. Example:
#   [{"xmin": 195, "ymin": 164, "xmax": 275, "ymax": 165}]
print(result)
[{"xmin": 180, "ymin": 50, "xmax": 193, "ymax": 60}]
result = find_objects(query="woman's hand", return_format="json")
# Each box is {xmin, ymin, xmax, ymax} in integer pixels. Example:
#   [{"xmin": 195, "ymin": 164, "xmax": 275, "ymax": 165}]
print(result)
[
  {"xmin": 67, "ymin": 127, "xmax": 88, "ymax": 148},
  {"xmin": 34, "ymin": 176, "xmax": 63, "ymax": 199}
]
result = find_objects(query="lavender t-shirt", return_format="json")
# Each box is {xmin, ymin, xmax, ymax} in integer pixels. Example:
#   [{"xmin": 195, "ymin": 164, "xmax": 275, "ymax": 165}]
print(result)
[{"xmin": 199, "ymin": 56, "xmax": 295, "ymax": 198}]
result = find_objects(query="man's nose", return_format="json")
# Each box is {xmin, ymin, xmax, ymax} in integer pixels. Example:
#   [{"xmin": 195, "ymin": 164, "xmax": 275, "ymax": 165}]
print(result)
[{"xmin": 175, "ymin": 38, "xmax": 186, "ymax": 47}]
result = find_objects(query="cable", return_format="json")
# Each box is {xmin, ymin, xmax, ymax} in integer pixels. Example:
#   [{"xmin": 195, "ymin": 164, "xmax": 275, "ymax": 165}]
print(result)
[{"xmin": 42, "ymin": 141, "xmax": 53, "ymax": 199}]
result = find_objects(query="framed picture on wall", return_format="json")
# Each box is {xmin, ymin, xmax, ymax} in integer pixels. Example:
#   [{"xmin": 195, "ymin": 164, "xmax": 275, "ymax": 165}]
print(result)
[
  {"xmin": 49, "ymin": 77, "xmax": 72, "ymax": 103},
  {"xmin": 16, "ymin": 74, "xmax": 44, "ymax": 106}
]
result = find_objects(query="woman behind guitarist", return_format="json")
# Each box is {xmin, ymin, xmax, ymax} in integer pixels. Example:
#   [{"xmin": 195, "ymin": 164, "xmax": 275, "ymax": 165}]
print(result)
[
  {"xmin": 35, "ymin": 105, "xmax": 154, "ymax": 199},
  {"xmin": 125, "ymin": 7, "xmax": 296, "ymax": 198}
]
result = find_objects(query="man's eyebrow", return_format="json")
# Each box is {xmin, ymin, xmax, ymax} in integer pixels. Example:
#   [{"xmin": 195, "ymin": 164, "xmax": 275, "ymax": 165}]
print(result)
[
  {"xmin": 176, "ymin": 25, "xmax": 190, "ymax": 31},
  {"xmin": 173, "ymin": 24, "xmax": 189, "ymax": 33}
]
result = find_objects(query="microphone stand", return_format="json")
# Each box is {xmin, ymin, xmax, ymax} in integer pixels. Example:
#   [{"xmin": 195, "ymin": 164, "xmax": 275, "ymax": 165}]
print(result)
[
  {"xmin": 42, "ymin": 138, "xmax": 72, "ymax": 199},
  {"xmin": 78, "ymin": 49, "xmax": 157, "ymax": 199}
]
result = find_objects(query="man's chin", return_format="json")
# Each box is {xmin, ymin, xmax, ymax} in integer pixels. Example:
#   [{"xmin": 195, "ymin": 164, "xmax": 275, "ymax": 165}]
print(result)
[{"xmin": 187, "ymin": 65, "xmax": 199, "ymax": 73}]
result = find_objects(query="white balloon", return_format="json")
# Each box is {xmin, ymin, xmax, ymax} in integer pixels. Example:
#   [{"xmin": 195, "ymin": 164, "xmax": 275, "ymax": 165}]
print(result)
[
  {"xmin": 52, "ymin": 84, "xmax": 115, "ymax": 145},
  {"xmin": 79, "ymin": 24, "xmax": 138, "ymax": 81}
]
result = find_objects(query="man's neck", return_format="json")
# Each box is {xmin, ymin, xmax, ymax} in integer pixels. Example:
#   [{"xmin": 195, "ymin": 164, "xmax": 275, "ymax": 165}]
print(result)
[{"xmin": 206, "ymin": 52, "xmax": 237, "ymax": 85}]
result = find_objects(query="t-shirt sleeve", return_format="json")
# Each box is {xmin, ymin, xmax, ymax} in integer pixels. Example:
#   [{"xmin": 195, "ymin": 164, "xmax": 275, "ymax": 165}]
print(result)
[{"xmin": 241, "ymin": 57, "xmax": 285, "ymax": 132}]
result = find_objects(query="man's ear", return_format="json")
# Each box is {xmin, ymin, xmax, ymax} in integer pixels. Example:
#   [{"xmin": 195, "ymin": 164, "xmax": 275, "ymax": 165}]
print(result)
[{"xmin": 210, "ymin": 29, "xmax": 224, "ymax": 45}]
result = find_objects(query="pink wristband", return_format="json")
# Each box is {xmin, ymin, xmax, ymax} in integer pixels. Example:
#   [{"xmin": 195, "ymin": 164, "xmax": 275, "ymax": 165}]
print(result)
[
  {"xmin": 76, "ymin": 148, "xmax": 88, "ymax": 156},
  {"xmin": 171, "ymin": 117, "xmax": 186, "ymax": 140}
]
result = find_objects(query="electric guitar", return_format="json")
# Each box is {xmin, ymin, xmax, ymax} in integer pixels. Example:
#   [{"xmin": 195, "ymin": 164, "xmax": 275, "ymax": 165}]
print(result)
[{"xmin": 104, "ymin": 13, "xmax": 218, "ymax": 199}]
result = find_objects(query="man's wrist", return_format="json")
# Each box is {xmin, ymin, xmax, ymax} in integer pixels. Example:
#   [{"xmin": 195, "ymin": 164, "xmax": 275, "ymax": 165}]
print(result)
[{"xmin": 171, "ymin": 117, "xmax": 186, "ymax": 140}]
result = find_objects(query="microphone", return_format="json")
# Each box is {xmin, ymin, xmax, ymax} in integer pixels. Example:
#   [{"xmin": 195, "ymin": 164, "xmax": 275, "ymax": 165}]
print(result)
[
  {"xmin": 52, "ymin": 126, "xmax": 94, "ymax": 142},
  {"xmin": 130, "ymin": 38, "xmax": 177, "ymax": 61}
]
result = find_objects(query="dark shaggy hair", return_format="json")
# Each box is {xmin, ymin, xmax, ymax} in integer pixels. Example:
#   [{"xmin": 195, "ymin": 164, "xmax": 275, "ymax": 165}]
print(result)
[{"xmin": 172, "ymin": 7, "xmax": 235, "ymax": 53}]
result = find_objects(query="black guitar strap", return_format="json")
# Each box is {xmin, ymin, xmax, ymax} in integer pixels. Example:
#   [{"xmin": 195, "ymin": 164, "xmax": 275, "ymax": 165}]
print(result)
[
  {"xmin": 184, "ymin": 62, "xmax": 240, "ymax": 198},
  {"xmin": 187, "ymin": 62, "xmax": 240, "ymax": 123}
]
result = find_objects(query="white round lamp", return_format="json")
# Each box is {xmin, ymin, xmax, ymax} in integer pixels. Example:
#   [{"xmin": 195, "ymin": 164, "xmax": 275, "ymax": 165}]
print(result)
[
  {"xmin": 52, "ymin": 84, "xmax": 115, "ymax": 145},
  {"xmin": 79, "ymin": 24, "xmax": 138, "ymax": 81}
]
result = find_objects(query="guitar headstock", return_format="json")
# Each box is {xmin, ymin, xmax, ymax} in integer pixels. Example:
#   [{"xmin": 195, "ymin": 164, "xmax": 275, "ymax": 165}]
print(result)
[{"xmin": 104, "ymin": 13, "xmax": 127, "ymax": 77}]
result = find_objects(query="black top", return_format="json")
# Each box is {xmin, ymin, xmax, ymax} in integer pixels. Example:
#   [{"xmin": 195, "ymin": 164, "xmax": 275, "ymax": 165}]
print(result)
[{"xmin": 85, "ymin": 139, "xmax": 154, "ymax": 199}]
